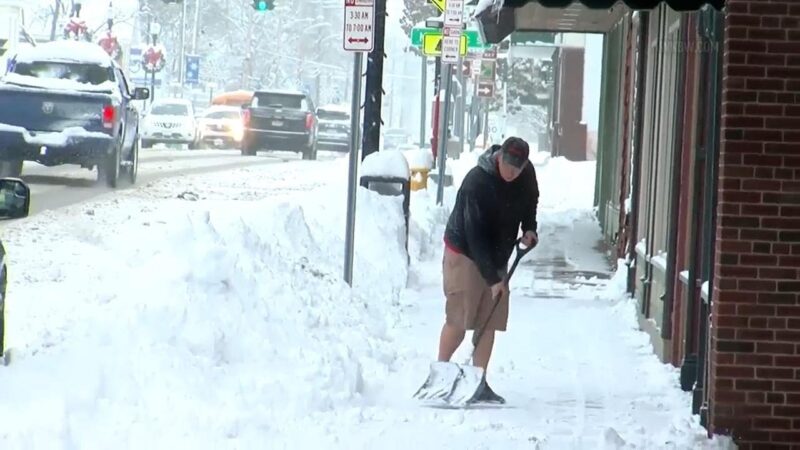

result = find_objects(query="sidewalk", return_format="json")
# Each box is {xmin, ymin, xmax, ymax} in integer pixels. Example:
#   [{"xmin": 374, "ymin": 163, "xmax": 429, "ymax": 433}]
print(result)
[{"xmin": 386, "ymin": 208, "xmax": 734, "ymax": 449}]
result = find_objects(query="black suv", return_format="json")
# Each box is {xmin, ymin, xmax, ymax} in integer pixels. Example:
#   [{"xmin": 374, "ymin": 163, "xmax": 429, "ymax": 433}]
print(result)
[
  {"xmin": 0, "ymin": 177, "xmax": 31, "ymax": 365},
  {"xmin": 240, "ymin": 90, "xmax": 319, "ymax": 160}
]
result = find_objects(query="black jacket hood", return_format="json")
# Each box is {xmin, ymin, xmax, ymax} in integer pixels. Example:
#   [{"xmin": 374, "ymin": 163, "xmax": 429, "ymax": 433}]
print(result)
[{"xmin": 477, "ymin": 144, "xmax": 502, "ymax": 176}]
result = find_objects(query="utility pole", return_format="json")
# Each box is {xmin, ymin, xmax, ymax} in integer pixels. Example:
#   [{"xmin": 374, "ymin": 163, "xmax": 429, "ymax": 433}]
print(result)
[
  {"xmin": 419, "ymin": 54, "xmax": 427, "ymax": 147},
  {"xmin": 178, "ymin": 0, "xmax": 187, "ymax": 87},
  {"xmin": 192, "ymin": 0, "xmax": 200, "ymax": 52},
  {"xmin": 360, "ymin": 0, "xmax": 386, "ymax": 160}
]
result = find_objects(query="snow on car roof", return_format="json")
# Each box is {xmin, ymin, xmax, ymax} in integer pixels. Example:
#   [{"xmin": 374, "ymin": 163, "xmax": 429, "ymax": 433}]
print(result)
[
  {"xmin": 152, "ymin": 98, "xmax": 193, "ymax": 105},
  {"xmin": 317, "ymin": 104, "xmax": 350, "ymax": 113},
  {"xmin": 14, "ymin": 40, "xmax": 114, "ymax": 67},
  {"xmin": 254, "ymin": 89, "xmax": 306, "ymax": 96}
]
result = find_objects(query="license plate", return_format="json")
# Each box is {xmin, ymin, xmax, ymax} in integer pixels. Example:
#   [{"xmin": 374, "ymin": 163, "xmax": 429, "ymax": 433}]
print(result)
[
  {"xmin": 272, "ymin": 120, "xmax": 284, "ymax": 127},
  {"xmin": 214, "ymin": 139, "xmax": 223, "ymax": 146}
]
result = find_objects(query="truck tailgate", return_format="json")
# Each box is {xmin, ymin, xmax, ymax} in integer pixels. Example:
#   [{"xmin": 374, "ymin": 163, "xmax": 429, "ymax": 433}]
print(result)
[
  {"xmin": 250, "ymin": 107, "xmax": 308, "ymax": 133},
  {"xmin": 0, "ymin": 84, "xmax": 113, "ymax": 134}
]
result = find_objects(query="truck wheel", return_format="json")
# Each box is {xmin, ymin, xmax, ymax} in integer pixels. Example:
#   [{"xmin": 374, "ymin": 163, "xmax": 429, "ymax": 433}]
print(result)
[
  {"xmin": 98, "ymin": 144, "xmax": 121, "ymax": 188},
  {"xmin": 126, "ymin": 138, "xmax": 140, "ymax": 184},
  {"xmin": 241, "ymin": 141, "xmax": 256, "ymax": 156},
  {"xmin": 0, "ymin": 160, "xmax": 23, "ymax": 178},
  {"xmin": 302, "ymin": 142, "xmax": 317, "ymax": 161}
]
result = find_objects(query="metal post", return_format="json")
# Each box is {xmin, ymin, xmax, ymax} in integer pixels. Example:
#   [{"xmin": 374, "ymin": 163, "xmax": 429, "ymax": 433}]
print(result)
[
  {"xmin": 344, "ymin": 52, "xmax": 364, "ymax": 286},
  {"xmin": 150, "ymin": 29, "xmax": 157, "ymax": 104},
  {"xmin": 179, "ymin": 0, "xmax": 187, "ymax": 87},
  {"xmin": 482, "ymin": 106, "xmax": 489, "ymax": 149},
  {"xmin": 436, "ymin": 63, "xmax": 453, "ymax": 205},
  {"xmin": 419, "ymin": 55, "xmax": 427, "ymax": 147},
  {"xmin": 458, "ymin": 60, "xmax": 466, "ymax": 157},
  {"xmin": 360, "ymin": 0, "xmax": 386, "ymax": 161}
]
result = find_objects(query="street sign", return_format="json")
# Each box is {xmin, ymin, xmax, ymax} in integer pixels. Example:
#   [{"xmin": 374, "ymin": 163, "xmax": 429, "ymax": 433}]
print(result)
[
  {"xmin": 477, "ymin": 81, "xmax": 495, "ymax": 98},
  {"xmin": 444, "ymin": 0, "xmax": 464, "ymax": 28},
  {"xmin": 483, "ymin": 47, "xmax": 498, "ymax": 60},
  {"xmin": 479, "ymin": 60, "xmax": 496, "ymax": 80},
  {"xmin": 411, "ymin": 27, "xmax": 484, "ymax": 49},
  {"xmin": 441, "ymin": 28, "xmax": 462, "ymax": 64},
  {"xmin": 185, "ymin": 55, "xmax": 199, "ymax": 85},
  {"xmin": 441, "ymin": 0, "xmax": 464, "ymax": 64},
  {"xmin": 343, "ymin": 0, "xmax": 375, "ymax": 52},
  {"xmin": 428, "ymin": 0, "xmax": 444, "ymax": 12},
  {"xmin": 422, "ymin": 33, "xmax": 467, "ymax": 57}
]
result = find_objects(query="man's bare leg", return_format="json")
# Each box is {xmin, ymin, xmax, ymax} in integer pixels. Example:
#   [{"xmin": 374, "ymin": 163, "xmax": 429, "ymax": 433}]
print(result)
[
  {"xmin": 472, "ymin": 329, "xmax": 495, "ymax": 373},
  {"xmin": 438, "ymin": 322, "xmax": 465, "ymax": 361}
]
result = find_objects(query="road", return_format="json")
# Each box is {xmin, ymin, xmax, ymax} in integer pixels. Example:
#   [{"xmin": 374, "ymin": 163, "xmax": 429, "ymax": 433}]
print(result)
[{"xmin": 18, "ymin": 148, "xmax": 341, "ymax": 216}]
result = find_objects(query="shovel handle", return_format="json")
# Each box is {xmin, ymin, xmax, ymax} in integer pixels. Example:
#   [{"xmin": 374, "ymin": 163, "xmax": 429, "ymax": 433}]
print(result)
[{"xmin": 470, "ymin": 238, "xmax": 535, "ymax": 349}]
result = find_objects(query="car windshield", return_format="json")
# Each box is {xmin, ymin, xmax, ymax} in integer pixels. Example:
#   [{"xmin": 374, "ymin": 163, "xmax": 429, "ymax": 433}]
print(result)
[
  {"xmin": 12, "ymin": 61, "xmax": 112, "ymax": 85},
  {"xmin": 151, "ymin": 104, "xmax": 189, "ymax": 115},
  {"xmin": 252, "ymin": 93, "xmax": 307, "ymax": 109},
  {"xmin": 317, "ymin": 110, "xmax": 349, "ymax": 121},
  {"xmin": 204, "ymin": 110, "xmax": 240, "ymax": 119}
]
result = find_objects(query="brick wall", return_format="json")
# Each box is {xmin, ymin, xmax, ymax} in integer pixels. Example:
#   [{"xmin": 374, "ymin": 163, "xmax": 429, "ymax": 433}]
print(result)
[{"xmin": 711, "ymin": 0, "xmax": 800, "ymax": 448}]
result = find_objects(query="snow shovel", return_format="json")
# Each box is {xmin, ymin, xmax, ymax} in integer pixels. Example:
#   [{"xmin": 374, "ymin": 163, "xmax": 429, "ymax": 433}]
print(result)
[{"xmin": 413, "ymin": 239, "xmax": 535, "ymax": 407}]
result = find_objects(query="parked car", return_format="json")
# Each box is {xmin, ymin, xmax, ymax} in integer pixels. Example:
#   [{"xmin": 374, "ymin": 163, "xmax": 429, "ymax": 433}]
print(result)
[
  {"xmin": 0, "ymin": 177, "xmax": 31, "ymax": 365},
  {"xmin": 140, "ymin": 98, "xmax": 199, "ymax": 149},
  {"xmin": 316, "ymin": 104, "xmax": 350, "ymax": 152},
  {"xmin": 240, "ymin": 89, "xmax": 318, "ymax": 160},
  {"xmin": 0, "ymin": 40, "xmax": 149, "ymax": 187},
  {"xmin": 196, "ymin": 105, "xmax": 243, "ymax": 149},
  {"xmin": 382, "ymin": 128, "xmax": 410, "ymax": 150}
]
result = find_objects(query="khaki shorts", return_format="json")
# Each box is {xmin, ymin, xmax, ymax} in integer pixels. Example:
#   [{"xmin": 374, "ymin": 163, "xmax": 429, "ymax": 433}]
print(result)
[{"xmin": 442, "ymin": 247, "xmax": 509, "ymax": 332}]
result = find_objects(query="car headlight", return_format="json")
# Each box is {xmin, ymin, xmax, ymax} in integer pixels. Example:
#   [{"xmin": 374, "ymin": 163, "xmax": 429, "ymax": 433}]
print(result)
[{"xmin": 231, "ymin": 123, "xmax": 243, "ymax": 141}]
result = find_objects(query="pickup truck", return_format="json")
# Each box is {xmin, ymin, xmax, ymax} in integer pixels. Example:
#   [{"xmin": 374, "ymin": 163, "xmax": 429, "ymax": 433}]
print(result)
[
  {"xmin": 0, "ymin": 40, "xmax": 149, "ymax": 187},
  {"xmin": 240, "ymin": 89, "xmax": 318, "ymax": 160}
]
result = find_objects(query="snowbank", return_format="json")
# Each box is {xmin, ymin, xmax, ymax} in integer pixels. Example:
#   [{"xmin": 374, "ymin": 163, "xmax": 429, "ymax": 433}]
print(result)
[{"xmin": 0, "ymin": 184, "xmax": 410, "ymax": 448}]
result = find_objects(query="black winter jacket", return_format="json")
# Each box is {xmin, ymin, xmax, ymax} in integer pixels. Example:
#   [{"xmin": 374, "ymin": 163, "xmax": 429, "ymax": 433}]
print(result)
[{"xmin": 443, "ymin": 145, "xmax": 539, "ymax": 285}]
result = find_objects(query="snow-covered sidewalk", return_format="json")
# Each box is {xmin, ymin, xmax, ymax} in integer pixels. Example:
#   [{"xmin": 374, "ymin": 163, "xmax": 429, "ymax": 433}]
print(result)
[{"xmin": 0, "ymin": 153, "xmax": 734, "ymax": 449}]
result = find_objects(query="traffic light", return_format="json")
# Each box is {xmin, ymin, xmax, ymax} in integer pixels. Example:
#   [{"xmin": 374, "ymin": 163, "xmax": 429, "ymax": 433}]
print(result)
[{"xmin": 251, "ymin": 0, "xmax": 273, "ymax": 11}]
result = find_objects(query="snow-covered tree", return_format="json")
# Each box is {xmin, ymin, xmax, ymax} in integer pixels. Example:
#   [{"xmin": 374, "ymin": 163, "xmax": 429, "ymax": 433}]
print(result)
[
  {"xmin": 140, "ymin": 0, "xmax": 347, "ymax": 101},
  {"xmin": 400, "ymin": 0, "xmax": 437, "ymax": 38}
]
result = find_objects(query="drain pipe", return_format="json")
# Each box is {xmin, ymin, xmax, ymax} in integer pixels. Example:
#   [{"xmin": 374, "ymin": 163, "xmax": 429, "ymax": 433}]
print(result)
[
  {"xmin": 661, "ymin": 18, "xmax": 689, "ymax": 341},
  {"xmin": 626, "ymin": 10, "xmax": 649, "ymax": 296},
  {"xmin": 679, "ymin": 12, "xmax": 709, "ymax": 394},
  {"xmin": 695, "ymin": 6, "xmax": 723, "ymax": 428}
]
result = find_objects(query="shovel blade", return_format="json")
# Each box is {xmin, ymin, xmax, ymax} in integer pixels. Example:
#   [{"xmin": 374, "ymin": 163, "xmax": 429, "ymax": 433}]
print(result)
[{"xmin": 413, "ymin": 361, "xmax": 486, "ymax": 407}]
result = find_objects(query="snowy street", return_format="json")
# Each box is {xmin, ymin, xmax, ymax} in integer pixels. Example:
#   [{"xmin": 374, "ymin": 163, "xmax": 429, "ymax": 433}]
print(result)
[
  {"xmin": 20, "ymin": 148, "xmax": 341, "ymax": 215},
  {"xmin": 0, "ymin": 150, "xmax": 736, "ymax": 449}
]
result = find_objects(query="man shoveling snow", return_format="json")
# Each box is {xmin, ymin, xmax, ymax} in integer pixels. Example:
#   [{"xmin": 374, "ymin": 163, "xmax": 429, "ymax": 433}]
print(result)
[{"xmin": 414, "ymin": 137, "xmax": 540, "ymax": 406}]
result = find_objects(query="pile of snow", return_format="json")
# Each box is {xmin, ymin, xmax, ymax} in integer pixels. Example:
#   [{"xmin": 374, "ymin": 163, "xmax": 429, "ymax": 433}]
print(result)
[
  {"xmin": 402, "ymin": 148, "xmax": 433, "ymax": 170},
  {"xmin": 360, "ymin": 150, "xmax": 409, "ymax": 180},
  {"xmin": 0, "ymin": 185, "xmax": 410, "ymax": 447}
]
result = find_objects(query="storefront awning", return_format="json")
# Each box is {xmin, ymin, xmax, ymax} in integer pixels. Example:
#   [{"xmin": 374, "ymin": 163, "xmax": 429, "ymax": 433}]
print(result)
[{"xmin": 474, "ymin": 0, "xmax": 725, "ymax": 43}]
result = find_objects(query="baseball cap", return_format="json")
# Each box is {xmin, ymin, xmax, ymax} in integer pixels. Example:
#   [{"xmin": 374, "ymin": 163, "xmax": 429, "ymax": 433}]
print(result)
[{"xmin": 500, "ymin": 137, "xmax": 530, "ymax": 169}]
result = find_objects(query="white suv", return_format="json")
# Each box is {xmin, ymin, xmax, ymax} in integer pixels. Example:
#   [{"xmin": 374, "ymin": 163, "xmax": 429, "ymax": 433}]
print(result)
[{"xmin": 140, "ymin": 99, "xmax": 198, "ymax": 148}]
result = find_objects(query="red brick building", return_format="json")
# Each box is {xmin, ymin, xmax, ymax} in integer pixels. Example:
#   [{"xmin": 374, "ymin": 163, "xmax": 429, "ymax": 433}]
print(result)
[{"xmin": 476, "ymin": 0, "xmax": 800, "ymax": 448}]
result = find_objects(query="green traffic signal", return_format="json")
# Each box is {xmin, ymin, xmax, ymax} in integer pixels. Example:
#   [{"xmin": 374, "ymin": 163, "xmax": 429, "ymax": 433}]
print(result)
[{"xmin": 252, "ymin": 0, "xmax": 272, "ymax": 10}]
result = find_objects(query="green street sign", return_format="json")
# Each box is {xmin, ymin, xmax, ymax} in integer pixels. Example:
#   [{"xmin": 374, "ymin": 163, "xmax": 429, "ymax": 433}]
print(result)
[{"xmin": 411, "ymin": 27, "xmax": 487, "ymax": 50}]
